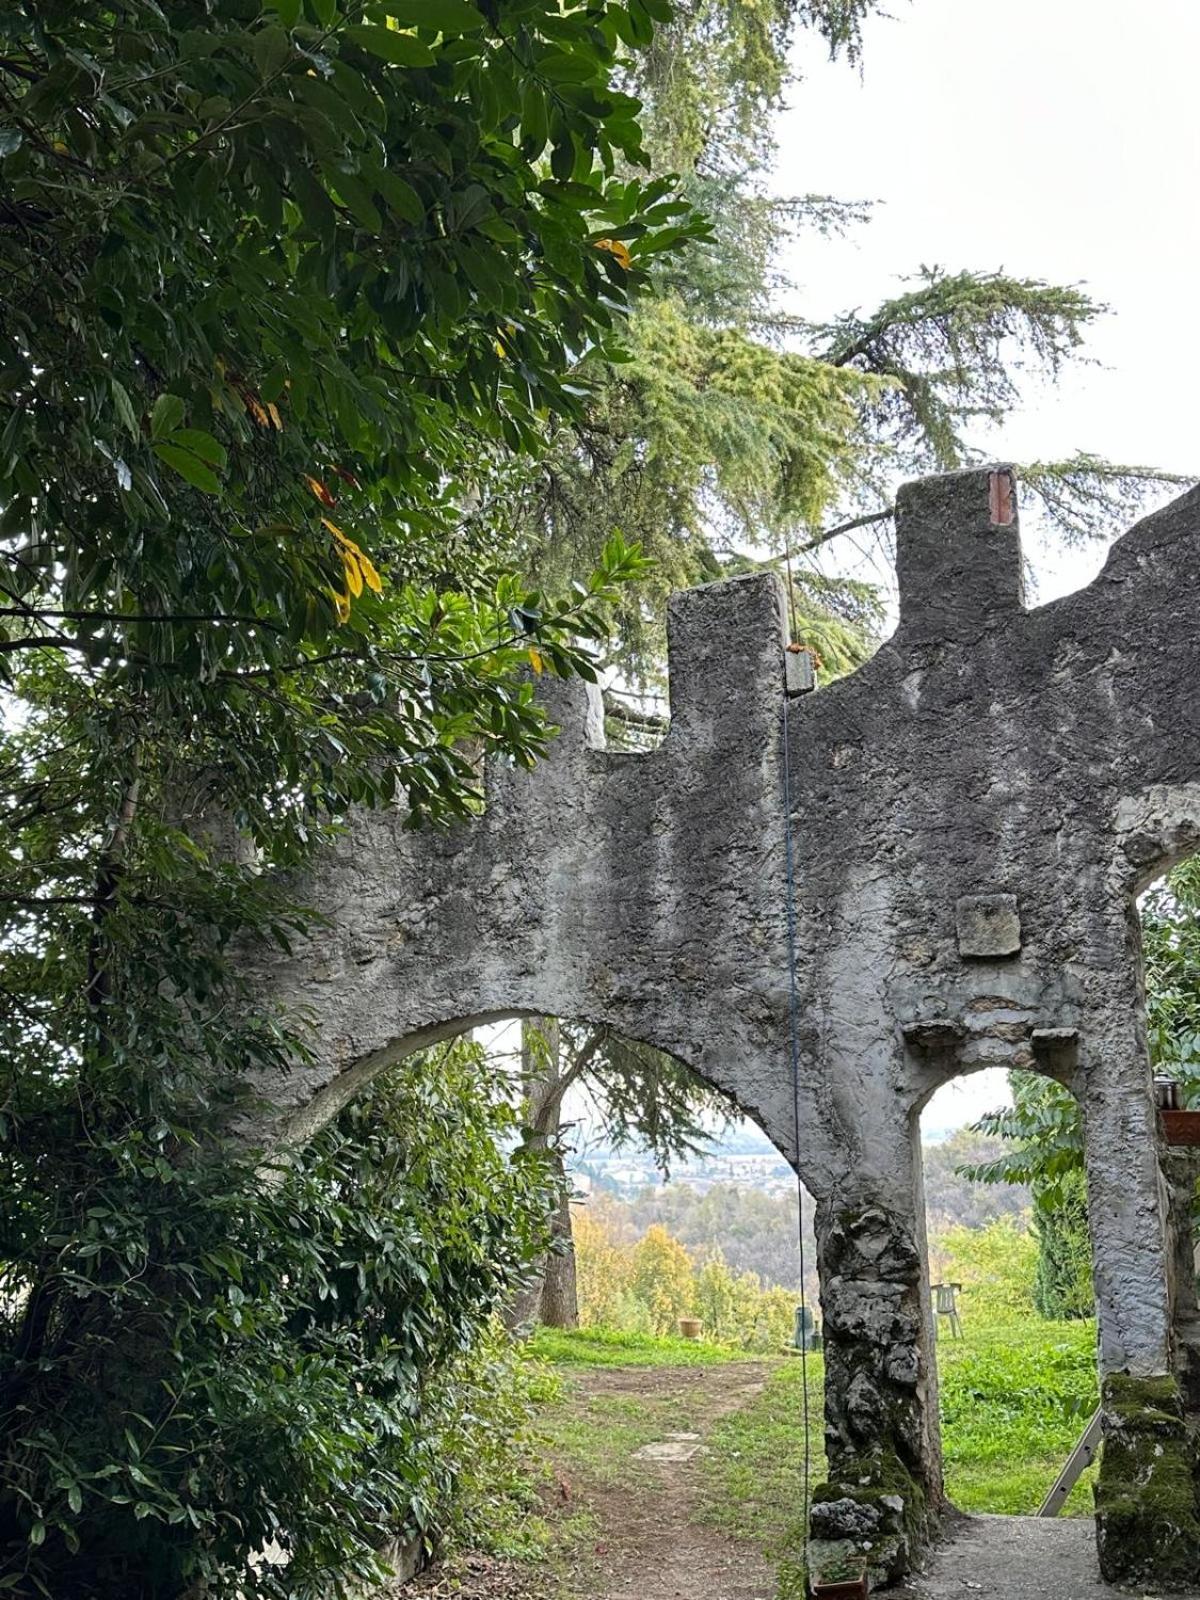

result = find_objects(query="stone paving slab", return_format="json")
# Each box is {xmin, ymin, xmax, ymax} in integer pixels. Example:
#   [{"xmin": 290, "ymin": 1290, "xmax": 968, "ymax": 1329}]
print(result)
[{"xmin": 904, "ymin": 1514, "xmax": 1200, "ymax": 1600}]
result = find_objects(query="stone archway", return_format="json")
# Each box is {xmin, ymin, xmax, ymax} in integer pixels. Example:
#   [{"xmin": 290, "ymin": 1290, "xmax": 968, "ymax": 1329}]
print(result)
[{"xmin": 240, "ymin": 466, "xmax": 1200, "ymax": 1590}]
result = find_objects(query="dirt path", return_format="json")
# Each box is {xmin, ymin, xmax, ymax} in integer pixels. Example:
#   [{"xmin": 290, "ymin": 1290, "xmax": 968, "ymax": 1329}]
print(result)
[
  {"xmin": 405, "ymin": 1362, "xmax": 779, "ymax": 1600},
  {"xmin": 564, "ymin": 1363, "xmax": 776, "ymax": 1600}
]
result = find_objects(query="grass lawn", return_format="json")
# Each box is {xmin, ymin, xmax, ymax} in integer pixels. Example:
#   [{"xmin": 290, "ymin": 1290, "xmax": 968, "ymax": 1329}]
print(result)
[
  {"xmin": 537, "ymin": 1316, "xmax": 1099, "ymax": 1522},
  {"xmin": 454, "ymin": 1316, "xmax": 1102, "ymax": 1599},
  {"xmin": 526, "ymin": 1325, "xmax": 764, "ymax": 1368},
  {"xmin": 937, "ymin": 1317, "xmax": 1098, "ymax": 1514}
]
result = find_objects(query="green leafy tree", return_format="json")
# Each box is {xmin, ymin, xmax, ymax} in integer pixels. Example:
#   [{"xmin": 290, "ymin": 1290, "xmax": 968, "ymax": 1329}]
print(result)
[
  {"xmin": 522, "ymin": 5, "xmax": 1190, "ymax": 692},
  {"xmin": 510, "ymin": 1019, "xmax": 730, "ymax": 1329},
  {"xmin": 1, "ymin": 1035, "xmax": 555, "ymax": 1597},
  {"xmin": 1145, "ymin": 858, "xmax": 1200, "ymax": 1071},
  {"xmin": 0, "ymin": 0, "xmax": 695, "ymax": 1591}
]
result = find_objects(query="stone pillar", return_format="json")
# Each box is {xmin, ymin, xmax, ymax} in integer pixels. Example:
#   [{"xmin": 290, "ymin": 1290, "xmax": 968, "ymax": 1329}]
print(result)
[
  {"xmin": 807, "ymin": 1148, "xmax": 940, "ymax": 1590},
  {"xmin": 1082, "ymin": 1039, "xmax": 1200, "ymax": 1588}
]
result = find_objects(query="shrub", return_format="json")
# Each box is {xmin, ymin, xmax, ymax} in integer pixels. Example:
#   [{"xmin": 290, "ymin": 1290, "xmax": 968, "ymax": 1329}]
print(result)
[
  {"xmin": 929, "ymin": 1217, "xmax": 1039, "ymax": 1323},
  {"xmin": 0, "ymin": 1042, "xmax": 553, "ymax": 1598}
]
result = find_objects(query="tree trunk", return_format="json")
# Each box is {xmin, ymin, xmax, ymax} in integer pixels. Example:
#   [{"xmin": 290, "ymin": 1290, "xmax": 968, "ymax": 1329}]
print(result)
[
  {"xmin": 503, "ymin": 1018, "xmax": 580, "ymax": 1331},
  {"xmin": 540, "ymin": 1147, "xmax": 579, "ymax": 1328}
]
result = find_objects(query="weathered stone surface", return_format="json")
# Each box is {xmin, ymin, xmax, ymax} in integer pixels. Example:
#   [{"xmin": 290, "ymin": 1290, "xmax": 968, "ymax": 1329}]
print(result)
[
  {"xmin": 239, "ymin": 467, "xmax": 1200, "ymax": 1587},
  {"xmin": 955, "ymin": 893, "xmax": 1021, "ymax": 958},
  {"xmin": 1094, "ymin": 1373, "xmax": 1200, "ymax": 1588}
]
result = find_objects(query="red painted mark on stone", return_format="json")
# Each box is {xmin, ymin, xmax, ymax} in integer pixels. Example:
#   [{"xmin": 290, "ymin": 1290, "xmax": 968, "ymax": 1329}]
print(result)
[{"xmin": 989, "ymin": 469, "xmax": 1015, "ymax": 526}]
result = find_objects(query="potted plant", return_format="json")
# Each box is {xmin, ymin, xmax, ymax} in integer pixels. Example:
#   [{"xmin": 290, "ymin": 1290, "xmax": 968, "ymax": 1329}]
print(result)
[{"xmin": 809, "ymin": 1554, "xmax": 870, "ymax": 1598}]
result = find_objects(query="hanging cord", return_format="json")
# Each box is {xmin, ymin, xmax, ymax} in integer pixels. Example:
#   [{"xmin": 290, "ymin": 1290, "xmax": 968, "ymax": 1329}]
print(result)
[
  {"xmin": 781, "ymin": 686, "xmax": 813, "ymax": 1580},
  {"xmin": 782, "ymin": 532, "xmax": 801, "ymax": 645}
]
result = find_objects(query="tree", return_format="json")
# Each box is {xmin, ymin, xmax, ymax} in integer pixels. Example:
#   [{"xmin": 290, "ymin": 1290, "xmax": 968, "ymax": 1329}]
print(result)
[
  {"xmin": 520, "ymin": 5, "xmax": 1191, "ymax": 693},
  {"xmin": 510, "ymin": 1018, "xmax": 731, "ymax": 1328},
  {"xmin": 630, "ymin": 1224, "xmax": 694, "ymax": 1334},
  {"xmin": 0, "ymin": 1, "xmax": 695, "ymax": 1591}
]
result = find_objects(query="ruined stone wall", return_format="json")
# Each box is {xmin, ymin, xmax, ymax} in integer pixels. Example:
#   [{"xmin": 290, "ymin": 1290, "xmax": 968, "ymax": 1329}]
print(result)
[{"xmin": 243, "ymin": 467, "xmax": 1200, "ymax": 1588}]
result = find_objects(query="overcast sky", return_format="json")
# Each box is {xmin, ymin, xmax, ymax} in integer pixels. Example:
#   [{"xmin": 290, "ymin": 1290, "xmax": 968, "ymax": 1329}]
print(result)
[{"xmin": 770, "ymin": 0, "xmax": 1200, "ymax": 1133}]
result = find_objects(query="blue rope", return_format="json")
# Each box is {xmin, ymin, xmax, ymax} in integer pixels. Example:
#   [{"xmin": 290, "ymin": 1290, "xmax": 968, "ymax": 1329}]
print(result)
[{"xmin": 781, "ymin": 686, "xmax": 813, "ymax": 1576}]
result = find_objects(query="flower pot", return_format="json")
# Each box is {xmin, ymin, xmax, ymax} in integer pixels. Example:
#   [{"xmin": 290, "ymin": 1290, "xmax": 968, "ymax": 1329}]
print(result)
[
  {"xmin": 1162, "ymin": 1110, "xmax": 1200, "ymax": 1146},
  {"xmin": 677, "ymin": 1317, "xmax": 702, "ymax": 1340},
  {"xmin": 809, "ymin": 1578, "xmax": 869, "ymax": 1599}
]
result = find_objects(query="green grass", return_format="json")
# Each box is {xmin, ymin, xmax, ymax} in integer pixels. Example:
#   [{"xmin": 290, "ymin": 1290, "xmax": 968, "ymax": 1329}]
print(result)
[
  {"xmin": 701, "ymin": 1356, "xmax": 826, "ymax": 1557},
  {"xmin": 537, "ymin": 1383, "xmax": 701, "ymax": 1485},
  {"xmin": 937, "ymin": 1318, "xmax": 1099, "ymax": 1515},
  {"xmin": 527, "ymin": 1325, "xmax": 755, "ymax": 1368},
  {"xmin": 534, "ymin": 1318, "xmax": 1100, "ymax": 1522},
  {"xmin": 487, "ymin": 1316, "xmax": 1102, "ymax": 1599}
]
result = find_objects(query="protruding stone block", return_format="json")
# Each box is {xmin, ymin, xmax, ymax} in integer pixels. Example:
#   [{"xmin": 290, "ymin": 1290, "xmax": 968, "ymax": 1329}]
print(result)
[
  {"xmin": 664, "ymin": 572, "xmax": 788, "ymax": 747},
  {"xmin": 902, "ymin": 1017, "xmax": 966, "ymax": 1051},
  {"xmin": 895, "ymin": 465, "xmax": 1025, "ymax": 641},
  {"xmin": 785, "ymin": 645, "xmax": 816, "ymax": 697},
  {"xmin": 955, "ymin": 892, "xmax": 1021, "ymax": 958}
]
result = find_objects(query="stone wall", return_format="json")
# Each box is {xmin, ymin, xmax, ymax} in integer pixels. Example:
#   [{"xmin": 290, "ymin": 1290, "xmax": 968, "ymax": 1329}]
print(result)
[{"xmin": 243, "ymin": 467, "xmax": 1200, "ymax": 1588}]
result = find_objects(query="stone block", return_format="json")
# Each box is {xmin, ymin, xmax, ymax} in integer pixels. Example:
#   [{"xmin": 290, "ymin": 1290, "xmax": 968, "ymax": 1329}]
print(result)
[{"xmin": 956, "ymin": 893, "xmax": 1021, "ymax": 959}]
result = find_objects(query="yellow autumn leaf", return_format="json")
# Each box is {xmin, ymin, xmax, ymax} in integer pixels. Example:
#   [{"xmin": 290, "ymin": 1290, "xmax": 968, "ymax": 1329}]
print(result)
[
  {"xmin": 595, "ymin": 238, "xmax": 631, "ymax": 270},
  {"xmin": 329, "ymin": 588, "xmax": 351, "ymax": 623},
  {"xmin": 340, "ymin": 548, "xmax": 364, "ymax": 599},
  {"xmin": 266, "ymin": 401, "xmax": 283, "ymax": 431},
  {"xmin": 528, "ymin": 646, "xmax": 544, "ymax": 675},
  {"xmin": 358, "ymin": 551, "xmax": 383, "ymax": 594},
  {"xmin": 305, "ymin": 474, "xmax": 336, "ymax": 508}
]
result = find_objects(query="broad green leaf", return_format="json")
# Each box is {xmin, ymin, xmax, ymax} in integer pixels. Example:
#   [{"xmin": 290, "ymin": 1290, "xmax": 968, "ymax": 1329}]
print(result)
[
  {"xmin": 387, "ymin": 0, "xmax": 485, "ymax": 35},
  {"xmin": 110, "ymin": 378, "xmax": 139, "ymax": 440},
  {"xmin": 150, "ymin": 393, "xmax": 186, "ymax": 441},
  {"xmin": 326, "ymin": 170, "xmax": 383, "ymax": 232},
  {"xmin": 376, "ymin": 168, "xmax": 425, "ymax": 225},
  {"xmin": 344, "ymin": 25, "xmax": 436, "ymax": 66},
  {"xmin": 534, "ymin": 53, "xmax": 599, "ymax": 84},
  {"xmin": 447, "ymin": 184, "xmax": 491, "ymax": 233},
  {"xmin": 153, "ymin": 442, "xmax": 222, "ymax": 494},
  {"xmin": 167, "ymin": 429, "xmax": 227, "ymax": 470},
  {"xmin": 253, "ymin": 23, "xmax": 292, "ymax": 80}
]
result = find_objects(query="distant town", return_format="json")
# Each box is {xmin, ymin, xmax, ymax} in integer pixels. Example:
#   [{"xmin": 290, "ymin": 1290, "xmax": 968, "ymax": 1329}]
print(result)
[{"xmin": 568, "ymin": 1118, "xmax": 796, "ymax": 1201}]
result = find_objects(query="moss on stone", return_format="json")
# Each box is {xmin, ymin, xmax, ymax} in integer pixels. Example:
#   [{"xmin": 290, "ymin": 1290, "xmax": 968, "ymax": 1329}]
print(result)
[
  {"xmin": 809, "ymin": 1445, "xmax": 932, "ymax": 1589},
  {"xmin": 1095, "ymin": 1373, "xmax": 1200, "ymax": 1589},
  {"xmin": 1101, "ymin": 1371, "xmax": 1184, "ymax": 1430}
]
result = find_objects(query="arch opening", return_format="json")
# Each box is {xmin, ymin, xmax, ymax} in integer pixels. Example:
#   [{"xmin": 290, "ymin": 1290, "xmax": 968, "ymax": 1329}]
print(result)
[
  {"xmin": 916, "ymin": 1064, "xmax": 1101, "ymax": 1525},
  {"xmin": 1137, "ymin": 852, "xmax": 1200, "ymax": 1416},
  {"xmin": 274, "ymin": 1007, "xmax": 827, "ymax": 1598}
]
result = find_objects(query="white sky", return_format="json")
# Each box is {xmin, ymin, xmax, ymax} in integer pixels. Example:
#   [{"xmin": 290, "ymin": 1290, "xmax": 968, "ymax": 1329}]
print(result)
[{"xmin": 770, "ymin": 0, "xmax": 1200, "ymax": 1133}]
